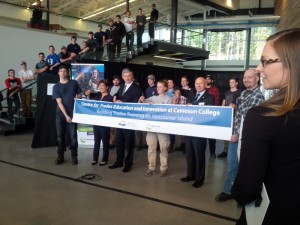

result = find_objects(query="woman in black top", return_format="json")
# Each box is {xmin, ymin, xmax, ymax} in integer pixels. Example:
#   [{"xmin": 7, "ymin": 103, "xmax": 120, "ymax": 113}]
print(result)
[
  {"xmin": 91, "ymin": 80, "xmax": 113, "ymax": 166},
  {"xmin": 232, "ymin": 29, "xmax": 300, "ymax": 225}
]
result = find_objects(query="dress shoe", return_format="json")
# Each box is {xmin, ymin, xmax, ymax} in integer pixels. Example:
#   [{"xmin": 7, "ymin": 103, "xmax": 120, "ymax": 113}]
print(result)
[
  {"xmin": 72, "ymin": 157, "xmax": 78, "ymax": 165},
  {"xmin": 99, "ymin": 161, "xmax": 107, "ymax": 166},
  {"xmin": 192, "ymin": 181, "xmax": 204, "ymax": 188},
  {"xmin": 217, "ymin": 152, "xmax": 227, "ymax": 158},
  {"xmin": 215, "ymin": 192, "xmax": 233, "ymax": 202},
  {"xmin": 180, "ymin": 176, "xmax": 195, "ymax": 182},
  {"xmin": 122, "ymin": 167, "xmax": 131, "ymax": 173},
  {"xmin": 210, "ymin": 153, "xmax": 216, "ymax": 159},
  {"xmin": 55, "ymin": 155, "xmax": 64, "ymax": 165},
  {"xmin": 109, "ymin": 145, "xmax": 115, "ymax": 149},
  {"xmin": 91, "ymin": 161, "xmax": 98, "ymax": 165},
  {"xmin": 108, "ymin": 163, "xmax": 123, "ymax": 169},
  {"xmin": 55, "ymin": 157, "xmax": 64, "ymax": 165}
]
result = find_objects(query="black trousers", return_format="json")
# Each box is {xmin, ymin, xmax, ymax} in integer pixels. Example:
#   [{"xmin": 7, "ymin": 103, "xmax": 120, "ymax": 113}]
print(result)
[
  {"xmin": 107, "ymin": 43, "xmax": 116, "ymax": 61},
  {"xmin": 185, "ymin": 136, "xmax": 206, "ymax": 182},
  {"xmin": 136, "ymin": 28, "xmax": 144, "ymax": 47},
  {"xmin": 204, "ymin": 138, "xmax": 216, "ymax": 154},
  {"xmin": 93, "ymin": 125, "xmax": 110, "ymax": 162},
  {"xmin": 149, "ymin": 22, "xmax": 155, "ymax": 39},
  {"xmin": 55, "ymin": 111, "xmax": 78, "ymax": 157},
  {"xmin": 7, "ymin": 96, "xmax": 21, "ymax": 117},
  {"xmin": 115, "ymin": 128, "xmax": 135, "ymax": 168}
]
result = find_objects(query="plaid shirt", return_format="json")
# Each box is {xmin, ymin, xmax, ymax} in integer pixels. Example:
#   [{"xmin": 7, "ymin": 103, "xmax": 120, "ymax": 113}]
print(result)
[
  {"xmin": 207, "ymin": 86, "xmax": 220, "ymax": 106},
  {"xmin": 233, "ymin": 86, "xmax": 265, "ymax": 136}
]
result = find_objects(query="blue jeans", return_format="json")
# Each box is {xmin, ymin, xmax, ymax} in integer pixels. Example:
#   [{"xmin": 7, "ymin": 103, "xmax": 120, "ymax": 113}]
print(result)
[
  {"xmin": 56, "ymin": 110, "xmax": 78, "ymax": 157},
  {"xmin": 224, "ymin": 142, "xmax": 239, "ymax": 194}
]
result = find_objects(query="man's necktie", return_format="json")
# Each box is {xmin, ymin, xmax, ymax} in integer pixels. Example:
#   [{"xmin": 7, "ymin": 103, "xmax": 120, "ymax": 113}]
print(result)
[
  {"xmin": 122, "ymin": 84, "xmax": 127, "ymax": 96},
  {"xmin": 193, "ymin": 93, "xmax": 201, "ymax": 104}
]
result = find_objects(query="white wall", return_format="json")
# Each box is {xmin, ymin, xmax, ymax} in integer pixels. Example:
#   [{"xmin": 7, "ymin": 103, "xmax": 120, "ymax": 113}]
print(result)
[{"xmin": 0, "ymin": 23, "xmax": 85, "ymax": 90}]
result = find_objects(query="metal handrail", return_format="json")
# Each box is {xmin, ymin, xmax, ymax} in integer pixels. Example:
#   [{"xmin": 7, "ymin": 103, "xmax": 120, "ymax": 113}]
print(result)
[{"xmin": 0, "ymin": 80, "xmax": 38, "ymax": 102}]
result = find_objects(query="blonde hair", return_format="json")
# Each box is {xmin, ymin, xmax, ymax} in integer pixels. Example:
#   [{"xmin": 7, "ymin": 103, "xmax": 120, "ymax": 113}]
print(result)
[{"xmin": 261, "ymin": 28, "xmax": 300, "ymax": 116}]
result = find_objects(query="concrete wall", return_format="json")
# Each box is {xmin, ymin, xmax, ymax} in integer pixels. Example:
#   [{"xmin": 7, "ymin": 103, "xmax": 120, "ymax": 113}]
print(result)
[{"xmin": 0, "ymin": 23, "xmax": 85, "ymax": 90}]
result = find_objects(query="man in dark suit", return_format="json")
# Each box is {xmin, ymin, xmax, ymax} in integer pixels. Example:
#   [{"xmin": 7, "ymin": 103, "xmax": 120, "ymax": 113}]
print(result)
[
  {"xmin": 109, "ymin": 68, "xmax": 142, "ymax": 173},
  {"xmin": 181, "ymin": 77, "xmax": 214, "ymax": 188}
]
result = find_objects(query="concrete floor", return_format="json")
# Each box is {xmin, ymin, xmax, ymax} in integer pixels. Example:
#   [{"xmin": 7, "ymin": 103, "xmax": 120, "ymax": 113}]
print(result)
[{"xmin": 0, "ymin": 132, "xmax": 241, "ymax": 225}]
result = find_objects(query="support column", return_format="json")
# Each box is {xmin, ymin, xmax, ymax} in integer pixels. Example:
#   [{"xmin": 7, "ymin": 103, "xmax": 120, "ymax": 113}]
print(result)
[
  {"xmin": 126, "ymin": 0, "xmax": 129, "ymax": 12},
  {"xmin": 201, "ymin": 29, "xmax": 207, "ymax": 70},
  {"xmin": 244, "ymin": 28, "xmax": 251, "ymax": 70},
  {"xmin": 170, "ymin": 0, "xmax": 178, "ymax": 43},
  {"xmin": 46, "ymin": 0, "xmax": 50, "ymax": 30}
]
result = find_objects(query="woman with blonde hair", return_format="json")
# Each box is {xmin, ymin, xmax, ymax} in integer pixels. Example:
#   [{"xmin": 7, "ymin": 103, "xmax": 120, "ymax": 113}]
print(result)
[
  {"xmin": 232, "ymin": 28, "xmax": 300, "ymax": 225},
  {"xmin": 139, "ymin": 80, "xmax": 171, "ymax": 177}
]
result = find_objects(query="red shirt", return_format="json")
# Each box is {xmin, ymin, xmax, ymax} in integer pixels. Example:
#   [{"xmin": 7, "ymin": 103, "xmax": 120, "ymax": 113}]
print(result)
[
  {"xmin": 5, "ymin": 77, "xmax": 21, "ymax": 97},
  {"xmin": 207, "ymin": 86, "xmax": 220, "ymax": 106}
]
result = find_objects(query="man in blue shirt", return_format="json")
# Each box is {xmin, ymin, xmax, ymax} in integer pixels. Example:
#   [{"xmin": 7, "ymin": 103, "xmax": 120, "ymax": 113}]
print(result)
[
  {"xmin": 52, "ymin": 65, "xmax": 81, "ymax": 165},
  {"xmin": 46, "ymin": 45, "xmax": 60, "ymax": 74}
]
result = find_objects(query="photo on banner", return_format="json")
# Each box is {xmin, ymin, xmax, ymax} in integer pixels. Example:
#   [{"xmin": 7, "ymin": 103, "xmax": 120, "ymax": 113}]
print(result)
[{"xmin": 71, "ymin": 63, "xmax": 104, "ymax": 98}]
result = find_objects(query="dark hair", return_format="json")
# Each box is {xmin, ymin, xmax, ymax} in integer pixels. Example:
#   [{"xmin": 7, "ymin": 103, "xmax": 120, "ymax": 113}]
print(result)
[
  {"xmin": 49, "ymin": 45, "xmax": 55, "ymax": 50},
  {"xmin": 229, "ymin": 77, "xmax": 239, "ymax": 82},
  {"xmin": 98, "ymin": 24, "xmax": 102, "ymax": 28},
  {"xmin": 88, "ymin": 31, "xmax": 94, "ymax": 35},
  {"xmin": 8, "ymin": 69, "xmax": 15, "ymax": 74},
  {"xmin": 71, "ymin": 35, "xmax": 77, "ymax": 40},
  {"xmin": 39, "ymin": 52, "xmax": 44, "ymax": 56},
  {"xmin": 58, "ymin": 65, "xmax": 67, "ymax": 71},
  {"xmin": 138, "ymin": 8, "xmax": 142, "ymax": 11},
  {"xmin": 116, "ymin": 15, "xmax": 121, "ymax": 19},
  {"xmin": 181, "ymin": 75, "xmax": 189, "ymax": 82},
  {"xmin": 113, "ymin": 75, "xmax": 121, "ymax": 81},
  {"xmin": 98, "ymin": 79, "xmax": 109, "ymax": 87},
  {"xmin": 108, "ymin": 18, "xmax": 114, "ymax": 23}
]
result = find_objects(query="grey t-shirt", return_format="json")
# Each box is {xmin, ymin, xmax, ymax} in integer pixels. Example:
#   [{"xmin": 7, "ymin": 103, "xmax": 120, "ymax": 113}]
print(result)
[{"xmin": 145, "ymin": 95, "xmax": 171, "ymax": 104}]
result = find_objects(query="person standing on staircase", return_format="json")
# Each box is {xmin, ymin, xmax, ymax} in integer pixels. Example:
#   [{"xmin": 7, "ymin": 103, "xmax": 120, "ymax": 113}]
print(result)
[
  {"xmin": 124, "ymin": 11, "xmax": 135, "ymax": 55},
  {"xmin": 135, "ymin": 8, "xmax": 147, "ymax": 48},
  {"xmin": 149, "ymin": 3, "xmax": 159, "ymax": 43},
  {"xmin": 114, "ymin": 15, "xmax": 126, "ymax": 58}
]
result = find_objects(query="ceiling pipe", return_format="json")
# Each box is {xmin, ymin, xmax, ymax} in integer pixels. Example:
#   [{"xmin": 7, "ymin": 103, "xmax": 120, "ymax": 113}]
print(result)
[{"xmin": 177, "ymin": 15, "xmax": 280, "ymax": 24}]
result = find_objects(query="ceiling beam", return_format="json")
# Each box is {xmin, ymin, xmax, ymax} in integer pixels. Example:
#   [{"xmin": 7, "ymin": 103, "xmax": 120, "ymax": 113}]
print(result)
[{"xmin": 190, "ymin": 0, "xmax": 233, "ymax": 15}]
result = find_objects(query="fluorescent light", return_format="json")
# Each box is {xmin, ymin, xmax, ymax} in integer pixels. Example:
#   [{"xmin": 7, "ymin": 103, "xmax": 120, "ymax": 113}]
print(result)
[
  {"xmin": 83, "ymin": 0, "xmax": 136, "ymax": 20},
  {"xmin": 154, "ymin": 55, "xmax": 186, "ymax": 61}
]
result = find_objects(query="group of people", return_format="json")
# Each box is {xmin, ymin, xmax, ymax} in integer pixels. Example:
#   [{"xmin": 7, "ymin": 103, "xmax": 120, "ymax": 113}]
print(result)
[
  {"xmin": 4, "ymin": 62, "xmax": 35, "ymax": 120},
  {"xmin": 79, "ymin": 4, "xmax": 159, "ymax": 62},
  {"xmin": 3, "ymin": 28, "xmax": 300, "ymax": 224},
  {"xmin": 52, "ymin": 29, "xmax": 300, "ymax": 225}
]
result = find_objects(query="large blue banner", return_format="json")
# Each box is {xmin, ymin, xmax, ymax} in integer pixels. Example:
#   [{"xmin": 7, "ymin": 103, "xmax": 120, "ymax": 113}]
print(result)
[{"xmin": 73, "ymin": 99, "xmax": 234, "ymax": 140}]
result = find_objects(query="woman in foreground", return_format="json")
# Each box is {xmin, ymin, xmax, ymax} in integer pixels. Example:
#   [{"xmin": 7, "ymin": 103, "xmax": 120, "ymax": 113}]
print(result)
[{"xmin": 231, "ymin": 28, "xmax": 300, "ymax": 225}]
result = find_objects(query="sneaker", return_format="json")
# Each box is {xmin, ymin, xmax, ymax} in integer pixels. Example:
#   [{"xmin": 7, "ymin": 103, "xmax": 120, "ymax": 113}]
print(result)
[
  {"xmin": 72, "ymin": 157, "xmax": 78, "ymax": 165},
  {"xmin": 217, "ymin": 152, "xmax": 227, "ymax": 158},
  {"xmin": 159, "ymin": 170, "xmax": 167, "ymax": 177},
  {"xmin": 145, "ymin": 169, "xmax": 156, "ymax": 176},
  {"xmin": 215, "ymin": 192, "xmax": 233, "ymax": 202}
]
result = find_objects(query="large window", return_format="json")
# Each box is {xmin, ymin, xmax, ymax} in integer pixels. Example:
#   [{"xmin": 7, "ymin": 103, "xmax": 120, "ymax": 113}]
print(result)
[
  {"xmin": 207, "ymin": 30, "xmax": 247, "ymax": 60},
  {"xmin": 206, "ymin": 27, "xmax": 274, "ymax": 60},
  {"xmin": 250, "ymin": 27, "xmax": 274, "ymax": 60}
]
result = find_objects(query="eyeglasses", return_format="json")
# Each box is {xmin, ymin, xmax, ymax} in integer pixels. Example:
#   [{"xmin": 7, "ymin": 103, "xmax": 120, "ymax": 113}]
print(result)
[{"xmin": 260, "ymin": 58, "xmax": 281, "ymax": 68}]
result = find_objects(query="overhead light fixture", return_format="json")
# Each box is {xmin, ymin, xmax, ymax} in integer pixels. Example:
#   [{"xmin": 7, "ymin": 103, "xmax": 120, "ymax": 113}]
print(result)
[
  {"xmin": 32, "ymin": 0, "xmax": 43, "ymax": 6},
  {"xmin": 83, "ymin": 0, "xmax": 136, "ymax": 20},
  {"xmin": 154, "ymin": 55, "xmax": 186, "ymax": 61}
]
